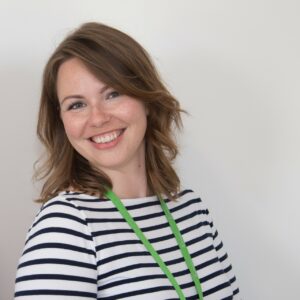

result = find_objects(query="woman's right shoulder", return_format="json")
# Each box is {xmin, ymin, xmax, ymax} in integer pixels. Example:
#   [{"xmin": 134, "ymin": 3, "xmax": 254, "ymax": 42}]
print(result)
[
  {"xmin": 29, "ymin": 191, "xmax": 97, "ymax": 233},
  {"xmin": 21, "ymin": 191, "xmax": 99, "ymax": 256},
  {"xmin": 38, "ymin": 191, "xmax": 84, "ymax": 216},
  {"xmin": 15, "ymin": 192, "xmax": 98, "ymax": 299},
  {"xmin": 40, "ymin": 190, "xmax": 99, "ymax": 210}
]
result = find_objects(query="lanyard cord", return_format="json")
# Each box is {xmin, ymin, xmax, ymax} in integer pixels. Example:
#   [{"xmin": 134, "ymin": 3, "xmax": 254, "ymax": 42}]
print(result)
[
  {"xmin": 159, "ymin": 196, "xmax": 203, "ymax": 299},
  {"xmin": 105, "ymin": 190, "xmax": 203, "ymax": 300}
]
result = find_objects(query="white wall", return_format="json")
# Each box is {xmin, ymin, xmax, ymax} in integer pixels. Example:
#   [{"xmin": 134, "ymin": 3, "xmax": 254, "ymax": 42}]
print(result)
[{"xmin": 1, "ymin": 1, "xmax": 299, "ymax": 299}]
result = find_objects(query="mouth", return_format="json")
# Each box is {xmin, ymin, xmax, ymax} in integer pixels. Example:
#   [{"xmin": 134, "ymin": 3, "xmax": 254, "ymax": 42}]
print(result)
[{"xmin": 89, "ymin": 128, "xmax": 125, "ymax": 144}]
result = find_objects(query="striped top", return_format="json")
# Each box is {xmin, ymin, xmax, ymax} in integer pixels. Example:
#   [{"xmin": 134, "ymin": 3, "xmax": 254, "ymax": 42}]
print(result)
[{"xmin": 15, "ymin": 189, "xmax": 240, "ymax": 299}]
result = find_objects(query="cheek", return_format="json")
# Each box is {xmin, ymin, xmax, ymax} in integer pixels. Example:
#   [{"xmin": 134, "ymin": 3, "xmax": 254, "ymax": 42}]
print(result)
[
  {"xmin": 61, "ymin": 116, "xmax": 85, "ymax": 139},
  {"xmin": 122, "ymin": 101, "xmax": 148, "ymax": 125}
]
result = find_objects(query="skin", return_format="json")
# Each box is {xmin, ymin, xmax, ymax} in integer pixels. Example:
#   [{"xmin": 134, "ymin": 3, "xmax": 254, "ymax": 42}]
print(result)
[{"xmin": 57, "ymin": 58, "xmax": 151, "ymax": 199}]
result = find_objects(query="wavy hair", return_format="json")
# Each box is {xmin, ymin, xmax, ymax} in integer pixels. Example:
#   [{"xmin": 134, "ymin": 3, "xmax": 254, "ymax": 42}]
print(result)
[{"xmin": 35, "ymin": 22, "xmax": 184, "ymax": 202}]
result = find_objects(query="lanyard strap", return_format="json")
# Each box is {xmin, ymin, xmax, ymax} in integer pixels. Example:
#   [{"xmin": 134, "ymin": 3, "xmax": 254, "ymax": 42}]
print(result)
[
  {"xmin": 105, "ymin": 190, "xmax": 203, "ymax": 300},
  {"xmin": 159, "ymin": 196, "xmax": 203, "ymax": 299}
]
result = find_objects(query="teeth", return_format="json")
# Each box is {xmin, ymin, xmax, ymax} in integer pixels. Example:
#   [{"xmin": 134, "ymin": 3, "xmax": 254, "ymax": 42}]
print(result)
[{"xmin": 91, "ymin": 130, "xmax": 122, "ymax": 144}]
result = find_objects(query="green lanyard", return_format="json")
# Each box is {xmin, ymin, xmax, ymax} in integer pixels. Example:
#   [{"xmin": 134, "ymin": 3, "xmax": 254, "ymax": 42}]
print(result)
[{"xmin": 105, "ymin": 189, "xmax": 203, "ymax": 300}]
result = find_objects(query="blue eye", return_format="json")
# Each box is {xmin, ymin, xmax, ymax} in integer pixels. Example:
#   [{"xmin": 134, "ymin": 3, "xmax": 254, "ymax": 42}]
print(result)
[
  {"xmin": 106, "ymin": 91, "xmax": 120, "ymax": 100},
  {"xmin": 68, "ymin": 102, "xmax": 86, "ymax": 110}
]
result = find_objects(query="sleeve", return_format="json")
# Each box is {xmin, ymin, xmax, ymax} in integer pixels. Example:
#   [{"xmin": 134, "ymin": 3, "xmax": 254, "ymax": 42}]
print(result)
[
  {"xmin": 14, "ymin": 198, "xmax": 98, "ymax": 300},
  {"xmin": 197, "ymin": 196, "xmax": 241, "ymax": 299}
]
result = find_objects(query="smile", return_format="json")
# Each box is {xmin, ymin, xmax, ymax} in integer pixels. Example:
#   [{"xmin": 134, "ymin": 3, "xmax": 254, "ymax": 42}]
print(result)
[{"xmin": 90, "ymin": 129, "xmax": 125, "ymax": 144}]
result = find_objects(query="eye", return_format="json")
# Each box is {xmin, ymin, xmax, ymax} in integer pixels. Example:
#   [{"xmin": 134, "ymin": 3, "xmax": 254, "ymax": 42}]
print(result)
[
  {"xmin": 106, "ymin": 90, "xmax": 120, "ymax": 100},
  {"xmin": 67, "ymin": 101, "xmax": 86, "ymax": 110}
]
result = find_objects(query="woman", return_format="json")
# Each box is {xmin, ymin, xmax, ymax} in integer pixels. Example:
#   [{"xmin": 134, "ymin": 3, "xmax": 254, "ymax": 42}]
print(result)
[{"xmin": 15, "ymin": 22, "xmax": 240, "ymax": 299}]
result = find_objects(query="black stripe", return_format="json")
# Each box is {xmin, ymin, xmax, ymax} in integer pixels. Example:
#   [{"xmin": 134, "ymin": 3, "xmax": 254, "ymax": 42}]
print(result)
[
  {"xmin": 156, "ymin": 243, "xmax": 180, "ymax": 255},
  {"xmin": 204, "ymin": 281, "xmax": 231, "ymax": 296},
  {"xmin": 229, "ymin": 275, "xmax": 236, "ymax": 284},
  {"xmin": 221, "ymin": 295, "xmax": 234, "ymax": 300},
  {"xmin": 92, "ymin": 228, "xmax": 133, "ymax": 237},
  {"xmin": 86, "ymin": 217, "xmax": 126, "ymax": 223},
  {"xmin": 213, "ymin": 229, "xmax": 219, "ymax": 240},
  {"xmin": 66, "ymin": 197, "xmax": 103, "ymax": 203},
  {"xmin": 25, "ymin": 227, "xmax": 93, "ymax": 245},
  {"xmin": 96, "ymin": 239, "xmax": 141, "ymax": 252},
  {"xmin": 186, "ymin": 232, "xmax": 214, "ymax": 248},
  {"xmin": 200, "ymin": 269, "xmax": 225, "ymax": 284},
  {"xmin": 169, "ymin": 197, "xmax": 201, "ymax": 213},
  {"xmin": 220, "ymin": 253, "xmax": 228, "ymax": 263},
  {"xmin": 78, "ymin": 199, "xmax": 160, "ymax": 212},
  {"xmin": 196, "ymin": 257, "xmax": 220, "ymax": 271},
  {"xmin": 23, "ymin": 242, "xmax": 95, "ymax": 257},
  {"xmin": 99, "ymin": 285, "xmax": 174, "ymax": 300},
  {"xmin": 175, "ymin": 210, "xmax": 198, "ymax": 224},
  {"xmin": 77, "ymin": 205, "xmax": 117, "ymax": 212},
  {"xmin": 176, "ymin": 189, "xmax": 194, "ymax": 197},
  {"xmin": 180, "ymin": 221, "xmax": 210, "ymax": 235},
  {"xmin": 233, "ymin": 287, "xmax": 240, "ymax": 295},
  {"xmin": 185, "ymin": 293, "xmax": 206, "ymax": 300},
  {"xmin": 139, "ymin": 220, "xmax": 169, "ymax": 232},
  {"xmin": 98, "ymin": 251, "xmax": 150, "ymax": 266},
  {"xmin": 172, "ymin": 257, "xmax": 219, "ymax": 278},
  {"xmin": 148, "ymin": 232, "xmax": 174, "ymax": 243},
  {"xmin": 15, "ymin": 289, "xmax": 96, "ymax": 298},
  {"xmin": 137, "ymin": 210, "xmax": 202, "ymax": 233},
  {"xmin": 121, "ymin": 208, "xmax": 200, "ymax": 225},
  {"xmin": 15, "ymin": 274, "xmax": 96, "ymax": 284},
  {"xmin": 165, "ymin": 245, "xmax": 215, "ymax": 267},
  {"xmin": 98, "ymin": 274, "xmax": 166, "ymax": 291},
  {"xmin": 65, "ymin": 192, "xmax": 82, "ymax": 195},
  {"xmin": 97, "ymin": 263, "xmax": 157, "ymax": 281},
  {"xmin": 122, "ymin": 199, "xmax": 160, "ymax": 210},
  {"xmin": 191, "ymin": 245, "xmax": 215, "ymax": 260},
  {"xmin": 17, "ymin": 258, "xmax": 96, "ymax": 270},
  {"xmin": 42, "ymin": 200, "xmax": 77, "ymax": 210},
  {"xmin": 215, "ymin": 242, "xmax": 224, "ymax": 253},
  {"xmin": 133, "ymin": 211, "xmax": 165, "ymax": 221},
  {"xmin": 32, "ymin": 212, "xmax": 87, "ymax": 228}
]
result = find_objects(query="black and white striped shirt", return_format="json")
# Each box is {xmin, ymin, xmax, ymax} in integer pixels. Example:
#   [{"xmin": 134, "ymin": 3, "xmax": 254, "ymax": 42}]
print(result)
[{"xmin": 15, "ymin": 189, "xmax": 240, "ymax": 299}]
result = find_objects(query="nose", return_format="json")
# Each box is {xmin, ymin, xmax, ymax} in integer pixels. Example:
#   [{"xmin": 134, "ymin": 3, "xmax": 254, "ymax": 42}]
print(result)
[{"xmin": 88, "ymin": 105, "xmax": 111, "ymax": 127}]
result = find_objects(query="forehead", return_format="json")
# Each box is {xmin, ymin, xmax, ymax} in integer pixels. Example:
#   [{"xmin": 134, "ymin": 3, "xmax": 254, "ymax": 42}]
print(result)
[{"xmin": 56, "ymin": 58, "xmax": 107, "ymax": 99}]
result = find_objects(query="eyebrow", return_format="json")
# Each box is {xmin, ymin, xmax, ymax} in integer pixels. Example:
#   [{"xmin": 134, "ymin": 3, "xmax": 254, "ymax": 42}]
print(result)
[{"xmin": 60, "ymin": 85, "xmax": 110, "ymax": 105}]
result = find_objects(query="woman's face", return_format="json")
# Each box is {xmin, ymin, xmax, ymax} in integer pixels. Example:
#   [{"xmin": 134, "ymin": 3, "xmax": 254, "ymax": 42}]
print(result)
[{"xmin": 56, "ymin": 58, "xmax": 148, "ymax": 174}]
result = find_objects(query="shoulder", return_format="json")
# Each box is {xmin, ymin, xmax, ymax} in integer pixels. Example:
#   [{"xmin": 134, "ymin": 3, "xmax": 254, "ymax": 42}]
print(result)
[
  {"xmin": 40, "ymin": 190, "xmax": 100, "ymax": 212},
  {"xmin": 174, "ymin": 188, "xmax": 208, "ymax": 210},
  {"xmin": 21, "ymin": 192, "xmax": 98, "ymax": 260},
  {"xmin": 15, "ymin": 192, "xmax": 98, "ymax": 298},
  {"xmin": 167, "ymin": 188, "xmax": 210, "ymax": 218},
  {"xmin": 27, "ymin": 191, "xmax": 99, "ymax": 239}
]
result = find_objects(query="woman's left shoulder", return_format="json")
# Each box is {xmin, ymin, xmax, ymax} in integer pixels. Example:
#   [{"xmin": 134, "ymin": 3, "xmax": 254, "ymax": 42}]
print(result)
[
  {"xmin": 175, "ymin": 188, "xmax": 204, "ymax": 205},
  {"xmin": 168, "ymin": 188, "xmax": 207, "ymax": 212}
]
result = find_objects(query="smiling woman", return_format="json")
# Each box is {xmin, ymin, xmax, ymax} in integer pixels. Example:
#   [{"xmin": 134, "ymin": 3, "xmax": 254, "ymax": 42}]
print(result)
[
  {"xmin": 57, "ymin": 58, "xmax": 148, "ymax": 184},
  {"xmin": 14, "ymin": 22, "xmax": 240, "ymax": 299}
]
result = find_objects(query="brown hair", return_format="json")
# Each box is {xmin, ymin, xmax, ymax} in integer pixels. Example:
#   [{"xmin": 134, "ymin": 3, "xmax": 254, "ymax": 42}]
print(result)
[{"xmin": 35, "ymin": 22, "xmax": 184, "ymax": 202}]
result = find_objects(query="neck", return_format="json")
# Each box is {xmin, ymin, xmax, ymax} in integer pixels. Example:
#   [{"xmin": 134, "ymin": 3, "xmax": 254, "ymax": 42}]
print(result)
[
  {"xmin": 101, "ymin": 154, "xmax": 152, "ymax": 199},
  {"xmin": 109, "ymin": 170, "xmax": 151, "ymax": 199}
]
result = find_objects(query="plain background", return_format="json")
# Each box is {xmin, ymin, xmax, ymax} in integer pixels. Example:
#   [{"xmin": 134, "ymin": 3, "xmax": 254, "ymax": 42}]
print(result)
[{"xmin": 1, "ymin": 0, "xmax": 299, "ymax": 299}]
